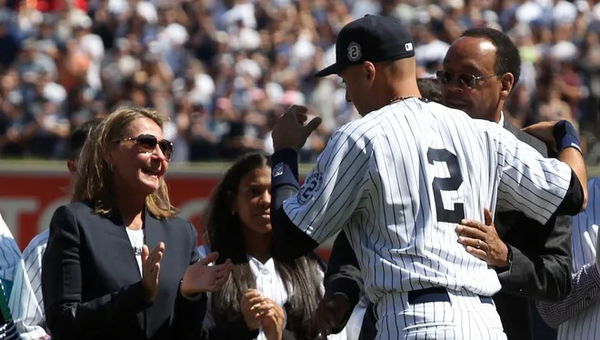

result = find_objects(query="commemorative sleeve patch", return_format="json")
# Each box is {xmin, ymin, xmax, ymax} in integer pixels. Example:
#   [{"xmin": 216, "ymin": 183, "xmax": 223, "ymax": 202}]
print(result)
[
  {"xmin": 273, "ymin": 163, "xmax": 284, "ymax": 177},
  {"xmin": 298, "ymin": 172, "xmax": 323, "ymax": 204}
]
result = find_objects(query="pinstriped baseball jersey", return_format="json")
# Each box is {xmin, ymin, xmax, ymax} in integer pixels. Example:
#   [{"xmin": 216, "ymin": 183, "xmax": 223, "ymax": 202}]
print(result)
[
  {"xmin": 554, "ymin": 177, "xmax": 600, "ymax": 340},
  {"xmin": 283, "ymin": 98, "xmax": 572, "ymax": 304},
  {"xmin": 0, "ymin": 215, "xmax": 48, "ymax": 340},
  {"xmin": 21, "ymin": 230, "xmax": 48, "ymax": 329}
]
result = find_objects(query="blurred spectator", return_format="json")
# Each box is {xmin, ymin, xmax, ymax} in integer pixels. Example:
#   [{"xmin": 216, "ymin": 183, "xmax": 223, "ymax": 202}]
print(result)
[
  {"xmin": 0, "ymin": 20, "xmax": 19, "ymax": 68},
  {"xmin": 0, "ymin": 0, "xmax": 599, "ymax": 164},
  {"xmin": 414, "ymin": 22, "xmax": 450, "ymax": 75},
  {"xmin": 186, "ymin": 102, "xmax": 218, "ymax": 162}
]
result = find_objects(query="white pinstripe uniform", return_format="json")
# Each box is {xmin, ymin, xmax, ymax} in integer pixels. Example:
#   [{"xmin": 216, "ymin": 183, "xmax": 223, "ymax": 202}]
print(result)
[
  {"xmin": 536, "ymin": 177, "xmax": 600, "ymax": 340},
  {"xmin": 283, "ymin": 99, "xmax": 573, "ymax": 339},
  {"xmin": 21, "ymin": 230, "xmax": 48, "ymax": 333},
  {"xmin": 0, "ymin": 215, "xmax": 48, "ymax": 340}
]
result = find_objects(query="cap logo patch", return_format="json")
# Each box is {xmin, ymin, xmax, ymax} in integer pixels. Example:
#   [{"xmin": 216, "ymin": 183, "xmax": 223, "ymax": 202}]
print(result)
[
  {"xmin": 405, "ymin": 42, "xmax": 413, "ymax": 51},
  {"xmin": 347, "ymin": 42, "xmax": 362, "ymax": 62}
]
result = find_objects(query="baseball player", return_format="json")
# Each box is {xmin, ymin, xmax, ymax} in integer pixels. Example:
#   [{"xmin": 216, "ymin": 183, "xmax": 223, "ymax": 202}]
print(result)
[
  {"xmin": 0, "ymin": 213, "xmax": 47, "ymax": 340},
  {"xmin": 269, "ymin": 15, "xmax": 588, "ymax": 339},
  {"xmin": 309, "ymin": 77, "xmax": 446, "ymax": 339},
  {"xmin": 536, "ymin": 177, "xmax": 600, "ymax": 340}
]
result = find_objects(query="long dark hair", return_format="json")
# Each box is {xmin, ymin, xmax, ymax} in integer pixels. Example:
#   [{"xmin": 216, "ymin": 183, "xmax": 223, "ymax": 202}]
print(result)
[{"xmin": 206, "ymin": 152, "xmax": 323, "ymax": 338}]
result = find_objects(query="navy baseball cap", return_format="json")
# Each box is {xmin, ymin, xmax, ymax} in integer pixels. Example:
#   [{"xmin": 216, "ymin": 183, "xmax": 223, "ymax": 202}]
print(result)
[{"xmin": 315, "ymin": 15, "xmax": 415, "ymax": 77}]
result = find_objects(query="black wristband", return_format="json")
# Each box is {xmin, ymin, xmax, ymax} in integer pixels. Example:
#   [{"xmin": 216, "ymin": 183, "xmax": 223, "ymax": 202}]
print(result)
[
  {"xmin": 553, "ymin": 120, "xmax": 582, "ymax": 153},
  {"xmin": 271, "ymin": 148, "xmax": 299, "ymax": 184}
]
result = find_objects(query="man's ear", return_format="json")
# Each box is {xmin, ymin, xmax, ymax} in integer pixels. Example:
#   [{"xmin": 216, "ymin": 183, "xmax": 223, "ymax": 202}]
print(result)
[
  {"xmin": 499, "ymin": 72, "xmax": 514, "ymax": 100},
  {"xmin": 363, "ymin": 61, "xmax": 376, "ymax": 82}
]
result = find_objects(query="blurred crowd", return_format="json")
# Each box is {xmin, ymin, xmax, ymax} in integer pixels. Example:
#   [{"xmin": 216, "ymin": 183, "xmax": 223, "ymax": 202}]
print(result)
[{"xmin": 1, "ymin": 0, "xmax": 600, "ymax": 163}]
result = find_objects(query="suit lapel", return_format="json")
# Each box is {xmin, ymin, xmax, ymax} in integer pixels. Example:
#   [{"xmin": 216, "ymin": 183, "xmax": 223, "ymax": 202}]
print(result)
[
  {"xmin": 105, "ymin": 209, "xmax": 147, "ymax": 332},
  {"xmin": 103, "ymin": 210, "xmax": 142, "ymax": 281},
  {"xmin": 141, "ymin": 209, "xmax": 167, "ymax": 336},
  {"xmin": 143, "ymin": 209, "xmax": 165, "ymax": 251}
]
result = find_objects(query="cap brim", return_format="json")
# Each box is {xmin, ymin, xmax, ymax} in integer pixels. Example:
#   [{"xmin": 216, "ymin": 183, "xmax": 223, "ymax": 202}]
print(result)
[{"xmin": 315, "ymin": 63, "xmax": 341, "ymax": 77}]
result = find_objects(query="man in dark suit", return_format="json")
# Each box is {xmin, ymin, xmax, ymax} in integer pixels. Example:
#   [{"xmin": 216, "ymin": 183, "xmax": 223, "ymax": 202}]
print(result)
[{"xmin": 440, "ymin": 27, "xmax": 572, "ymax": 340}]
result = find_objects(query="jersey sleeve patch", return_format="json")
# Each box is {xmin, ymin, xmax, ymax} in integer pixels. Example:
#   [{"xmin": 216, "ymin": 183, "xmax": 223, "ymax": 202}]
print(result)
[
  {"xmin": 273, "ymin": 162, "xmax": 284, "ymax": 177},
  {"xmin": 298, "ymin": 172, "xmax": 323, "ymax": 205}
]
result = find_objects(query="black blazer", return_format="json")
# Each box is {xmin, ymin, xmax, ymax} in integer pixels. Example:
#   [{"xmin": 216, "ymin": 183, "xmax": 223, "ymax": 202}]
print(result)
[
  {"xmin": 42, "ymin": 201, "xmax": 206, "ymax": 340},
  {"xmin": 492, "ymin": 120, "xmax": 572, "ymax": 340}
]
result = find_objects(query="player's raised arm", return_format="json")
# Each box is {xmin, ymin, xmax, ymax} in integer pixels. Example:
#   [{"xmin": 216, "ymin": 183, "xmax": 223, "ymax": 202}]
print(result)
[
  {"xmin": 523, "ymin": 120, "xmax": 588, "ymax": 213},
  {"xmin": 270, "ymin": 105, "xmax": 322, "ymax": 259}
]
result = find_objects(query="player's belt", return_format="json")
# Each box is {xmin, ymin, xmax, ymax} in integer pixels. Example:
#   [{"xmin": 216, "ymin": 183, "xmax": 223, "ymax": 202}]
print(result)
[{"xmin": 408, "ymin": 287, "xmax": 493, "ymax": 305}]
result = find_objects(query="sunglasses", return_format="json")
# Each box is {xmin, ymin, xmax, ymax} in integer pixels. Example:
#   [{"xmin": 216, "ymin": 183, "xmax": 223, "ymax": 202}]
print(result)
[
  {"xmin": 436, "ymin": 70, "xmax": 499, "ymax": 88},
  {"xmin": 113, "ymin": 134, "xmax": 173, "ymax": 160}
]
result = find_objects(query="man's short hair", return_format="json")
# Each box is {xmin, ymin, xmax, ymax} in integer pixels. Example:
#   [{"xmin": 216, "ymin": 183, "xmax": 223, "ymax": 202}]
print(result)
[
  {"xmin": 461, "ymin": 27, "xmax": 521, "ymax": 86},
  {"xmin": 69, "ymin": 118, "xmax": 102, "ymax": 161}
]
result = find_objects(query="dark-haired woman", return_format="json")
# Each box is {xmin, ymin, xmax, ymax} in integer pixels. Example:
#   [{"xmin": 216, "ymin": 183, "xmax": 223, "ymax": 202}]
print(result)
[{"xmin": 200, "ymin": 152, "xmax": 346, "ymax": 340}]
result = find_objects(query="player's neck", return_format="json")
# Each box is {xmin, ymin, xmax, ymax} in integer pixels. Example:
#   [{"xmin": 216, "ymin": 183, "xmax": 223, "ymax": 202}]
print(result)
[
  {"xmin": 375, "ymin": 75, "xmax": 420, "ymax": 112},
  {"xmin": 387, "ymin": 82, "xmax": 421, "ymax": 106}
]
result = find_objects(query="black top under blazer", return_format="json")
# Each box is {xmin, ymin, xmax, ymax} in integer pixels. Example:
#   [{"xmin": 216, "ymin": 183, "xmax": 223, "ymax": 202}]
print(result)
[{"xmin": 42, "ymin": 201, "xmax": 206, "ymax": 340}]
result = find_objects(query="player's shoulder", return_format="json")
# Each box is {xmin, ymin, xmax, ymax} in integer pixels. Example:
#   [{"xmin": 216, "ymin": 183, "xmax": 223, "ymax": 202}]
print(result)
[
  {"xmin": 336, "ymin": 113, "xmax": 378, "ymax": 135},
  {"xmin": 335, "ymin": 98, "xmax": 429, "ymax": 136},
  {"xmin": 326, "ymin": 116, "xmax": 381, "ymax": 152},
  {"xmin": 22, "ymin": 230, "xmax": 49, "ymax": 257},
  {"xmin": 408, "ymin": 100, "xmax": 501, "ymax": 137}
]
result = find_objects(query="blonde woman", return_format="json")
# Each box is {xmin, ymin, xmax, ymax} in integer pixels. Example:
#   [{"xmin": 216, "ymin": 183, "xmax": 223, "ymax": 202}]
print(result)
[{"xmin": 42, "ymin": 107, "xmax": 232, "ymax": 340}]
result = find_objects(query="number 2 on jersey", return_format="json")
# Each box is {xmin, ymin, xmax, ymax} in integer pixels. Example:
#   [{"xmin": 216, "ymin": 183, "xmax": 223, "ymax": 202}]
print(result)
[{"xmin": 427, "ymin": 148, "xmax": 465, "ymax": 223}]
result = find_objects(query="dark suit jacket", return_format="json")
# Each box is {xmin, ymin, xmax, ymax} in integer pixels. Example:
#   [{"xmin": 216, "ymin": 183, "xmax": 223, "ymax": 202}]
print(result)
[
  {"xmin": 493, "ymin": 120, "xmax": 572, "ymax": 340},
  {"xmin": 42, "ymin": 201, "xmax": 206, "ymax": 340}
]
